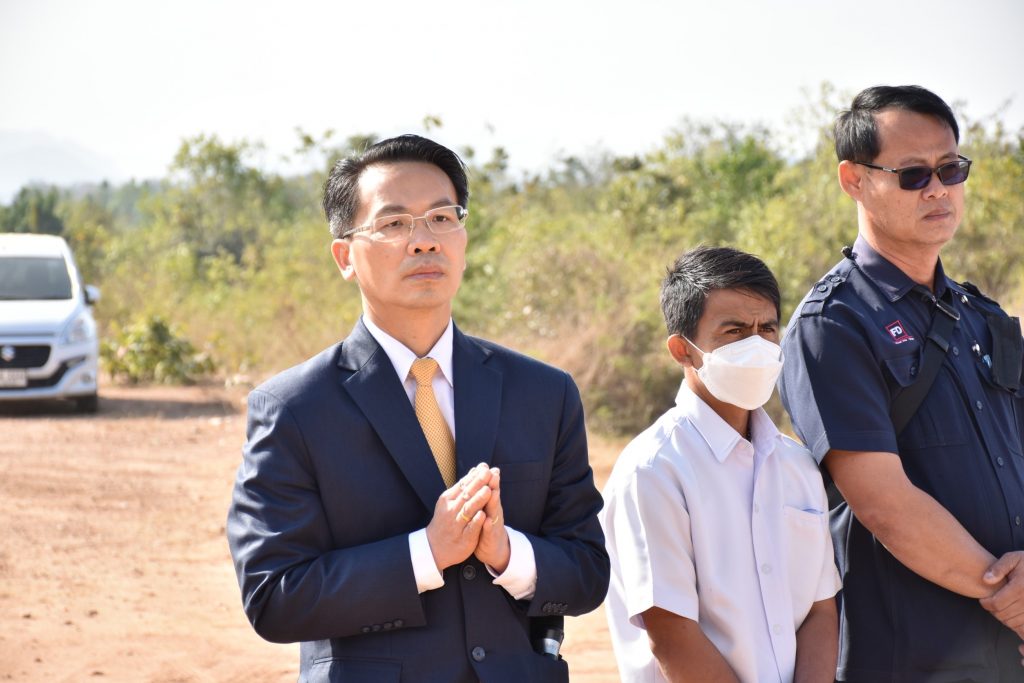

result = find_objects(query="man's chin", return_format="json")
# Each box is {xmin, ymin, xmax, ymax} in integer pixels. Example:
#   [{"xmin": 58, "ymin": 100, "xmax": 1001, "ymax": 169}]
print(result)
[
  {"xmin": 399, "ymin": 290, "xmax": 459, "ymax": 311},
  {"xmin": 915, "ymin": 220, "xmax": 958, "ymax": 245}
]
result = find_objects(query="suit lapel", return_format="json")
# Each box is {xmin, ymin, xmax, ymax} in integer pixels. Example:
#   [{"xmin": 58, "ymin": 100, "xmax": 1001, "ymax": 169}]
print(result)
[
  {"xmin": 453, "ymin": 326, "xmax": 502, "ymax": 473},
  {"xmin": 338, "ymin": 320, "xmax": 445, "ymax": 511}
]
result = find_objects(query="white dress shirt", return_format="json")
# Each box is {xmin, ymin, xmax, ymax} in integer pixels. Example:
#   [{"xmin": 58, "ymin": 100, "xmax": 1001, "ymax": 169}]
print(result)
[
  {"xmin": 601, "ymin": 381, "xmax": 841, "ymax": 683},
  {"xmin": 361, "ymin": 315, "xmax": 537, "ymax": 600}
]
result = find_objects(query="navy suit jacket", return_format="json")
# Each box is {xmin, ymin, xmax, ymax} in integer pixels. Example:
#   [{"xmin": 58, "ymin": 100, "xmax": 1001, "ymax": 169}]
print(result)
[{"xmin": 227, "ymin": 320, "xmax": 609, "ymax": 682}]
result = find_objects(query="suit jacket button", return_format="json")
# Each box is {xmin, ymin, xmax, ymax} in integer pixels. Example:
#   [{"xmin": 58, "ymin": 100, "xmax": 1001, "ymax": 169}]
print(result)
[
  {"xmin": 471, "ymin": 646, "xmax": 486, "ymax": 662},
  {"xmin": 372, "ymin": 624, "xmax": 382, "ymax": 632},
  {"xmin": 462, "ymin": 564, "xmax": 477, "ymax": 580},
  {"xmin": 383, "ymin": 621, "xmax": 393, "ymax": 630},
  {"xmin": 393, "ymin": 619, "xmax": 404, "ymax": 628},
  {"xmin": 361, "ymin": 626, "xmax": 371, "ymax": 634}
]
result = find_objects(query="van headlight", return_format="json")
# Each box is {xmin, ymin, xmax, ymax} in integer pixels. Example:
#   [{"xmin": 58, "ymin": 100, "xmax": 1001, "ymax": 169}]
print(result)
[{"xmin": 60, "ymin": 312, "xmax": 97, "ymax": 345}]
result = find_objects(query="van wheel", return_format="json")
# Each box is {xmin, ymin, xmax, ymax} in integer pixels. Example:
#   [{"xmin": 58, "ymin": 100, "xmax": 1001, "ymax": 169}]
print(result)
[{"xmin": 76, "ymin": 394, "xmax": 99, "ymax": 413}]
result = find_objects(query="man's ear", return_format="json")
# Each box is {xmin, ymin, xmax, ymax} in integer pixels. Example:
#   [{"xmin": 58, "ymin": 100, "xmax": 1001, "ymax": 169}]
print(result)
[
  {"xmin": 331, "ymin": 239, "xmax": 357, "ymax": 281},
  {"xmin": 838, "ymin": 160, "xmax": 866, "ymax": 201},
  {"xmin": 667, "ymin": 335, "xmax": 696, "ymax": 368}
]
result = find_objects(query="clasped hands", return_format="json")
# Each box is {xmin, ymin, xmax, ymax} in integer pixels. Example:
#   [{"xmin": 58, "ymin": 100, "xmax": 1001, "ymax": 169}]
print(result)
[
  {"xmin": 426, "ymin": 462, "xmax": 510, "ymax": 575},
  {"xmin": 981, "ymin": 551, "xmax": 1024, "ymax": 655}
]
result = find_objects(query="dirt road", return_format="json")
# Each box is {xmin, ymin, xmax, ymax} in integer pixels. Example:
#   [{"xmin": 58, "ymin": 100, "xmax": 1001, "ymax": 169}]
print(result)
[{"xmin": 0, "ymin": 384, "xmax": 621, "ymax": 682}]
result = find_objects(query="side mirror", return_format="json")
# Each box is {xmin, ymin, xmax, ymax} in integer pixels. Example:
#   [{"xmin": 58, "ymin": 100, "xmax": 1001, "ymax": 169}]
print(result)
[{"xmin": 84, "ymin": 284, "xmax": 101, "ymax": 305}]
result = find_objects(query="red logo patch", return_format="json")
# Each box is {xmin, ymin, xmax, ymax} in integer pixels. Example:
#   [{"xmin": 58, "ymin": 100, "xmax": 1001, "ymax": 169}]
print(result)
[{"xmin": 885, "ymin": 320, "xmax": 914, "ymax": 344}]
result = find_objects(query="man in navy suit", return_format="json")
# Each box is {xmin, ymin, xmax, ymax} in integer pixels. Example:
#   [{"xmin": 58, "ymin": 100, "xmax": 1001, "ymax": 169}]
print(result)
[{"xmin": 226, "ymin": 134, "xmax": 609, "ymax": 682}]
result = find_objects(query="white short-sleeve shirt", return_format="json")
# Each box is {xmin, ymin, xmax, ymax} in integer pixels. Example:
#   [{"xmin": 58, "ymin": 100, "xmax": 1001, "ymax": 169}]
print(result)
[{"xmin": 601, "ymin": 382, "xmax": 840, "ymax": 683}]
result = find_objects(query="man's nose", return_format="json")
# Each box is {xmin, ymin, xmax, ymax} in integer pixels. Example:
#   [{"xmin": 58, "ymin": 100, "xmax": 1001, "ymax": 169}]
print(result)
[
  {"xmin": 408, "ymin": 218, "xmax": 440, "ymax": 253},
  {"xmin": 922, "ymin": 170, "xmax": 949, "ymax": 199}
]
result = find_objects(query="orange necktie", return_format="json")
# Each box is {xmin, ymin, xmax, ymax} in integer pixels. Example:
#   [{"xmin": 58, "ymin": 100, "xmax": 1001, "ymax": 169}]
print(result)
[{"xmin": 409, "ymin": 358, "xmax": 457, "ymax": 487}]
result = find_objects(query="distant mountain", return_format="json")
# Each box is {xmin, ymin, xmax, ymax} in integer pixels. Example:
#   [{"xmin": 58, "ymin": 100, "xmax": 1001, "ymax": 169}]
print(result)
[{"xmin": 0, "ymin": 131, "xmax": 123, "ymax": 203}]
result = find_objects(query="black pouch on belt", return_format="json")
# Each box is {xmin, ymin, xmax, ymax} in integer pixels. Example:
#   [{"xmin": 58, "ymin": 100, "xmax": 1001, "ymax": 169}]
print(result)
[{"xmin": 987, "ymin": 314, "xmax": 1023, "ymax": 392}]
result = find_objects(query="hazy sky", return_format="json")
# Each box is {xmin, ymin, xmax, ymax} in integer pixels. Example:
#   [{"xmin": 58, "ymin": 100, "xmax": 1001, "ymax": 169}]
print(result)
[{"xmin": 1, "ymin": 0, "xmax": 1022, "ymax": 201}]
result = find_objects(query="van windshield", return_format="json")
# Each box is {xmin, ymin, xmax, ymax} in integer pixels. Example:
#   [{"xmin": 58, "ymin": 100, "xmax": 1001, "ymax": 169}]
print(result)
[{"xmin": 0, "ymin": 257, "xmax": 73, "ymax": 300}]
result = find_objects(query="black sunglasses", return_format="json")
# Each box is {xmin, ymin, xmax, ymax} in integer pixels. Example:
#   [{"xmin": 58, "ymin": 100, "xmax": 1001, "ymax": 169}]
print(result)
[{"xmin": 854, "ymin": 155, "xmax": 972, "ymax": 190}]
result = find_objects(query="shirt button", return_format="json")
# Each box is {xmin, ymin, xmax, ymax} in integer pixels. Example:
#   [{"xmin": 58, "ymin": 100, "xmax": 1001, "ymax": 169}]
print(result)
[
  {"xmin": 471, "ymin": 646, "xmax": 486, "ymax": 662},
  {"xmin": 997, "ymin": 457, "xmax": 1005, "ymax": 467},
  {"xmin": 462, "ymin": 565, "xmax": 477, "ymax": 581},
  {"xmin": 976, "ymin": 400, "xmax": 984, "ymax": 410},
  {"xmin": 753, "ymin": 503, "xmax": 760, "ymax": 513},
  {"xmin": 393, "ymin": 619, "xmax": 403, "ymax": 628},
  {"xmin": 761, "ymin": 563, "xmax": 772, "ymax": 574},
  {"xmin": 1016, "ymin": 516, "xmax": 1022, "ymax": 527},
  {"xmin": 772, "ymin": 624, "xmax": 783, "ymax": 635},
  {"xmin": 952, "ymin": 346, "xmax": 960, "ymax": 356}
]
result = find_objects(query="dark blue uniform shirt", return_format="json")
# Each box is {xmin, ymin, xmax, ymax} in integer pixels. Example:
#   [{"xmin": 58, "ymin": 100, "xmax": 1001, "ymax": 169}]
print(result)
[{"xmin": 781, "ymin": 235, "xmax": 1024, "ymax": 683}]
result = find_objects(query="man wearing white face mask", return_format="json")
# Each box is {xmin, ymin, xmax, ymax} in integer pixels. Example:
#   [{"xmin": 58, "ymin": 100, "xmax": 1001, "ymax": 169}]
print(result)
[{"xmin": 601, "ymin": 246, "xmax": 841, "ymax": 683}]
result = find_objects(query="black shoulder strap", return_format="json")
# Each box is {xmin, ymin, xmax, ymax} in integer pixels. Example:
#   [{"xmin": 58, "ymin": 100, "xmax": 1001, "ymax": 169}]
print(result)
[
  {"xmin": 959, "ymin": 280, "xmax": 999, "ymax": 306},
  {"xmin": 799, "ymin": 256, "xmax": 857, "ymax": 318},
  {"xmin": 890, "ymin": 286, "xmax": 959, "ymax": 436}
]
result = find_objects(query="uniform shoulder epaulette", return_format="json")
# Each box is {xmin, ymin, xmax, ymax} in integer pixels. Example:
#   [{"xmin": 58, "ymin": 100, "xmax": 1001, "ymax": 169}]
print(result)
[
  {"xmin": 955, "ymin": 280, "xmax": 1000, "ymax": 308},
  {"xmin": 799, "ymin": 259, "xmax": 856, "ymax": 317}
]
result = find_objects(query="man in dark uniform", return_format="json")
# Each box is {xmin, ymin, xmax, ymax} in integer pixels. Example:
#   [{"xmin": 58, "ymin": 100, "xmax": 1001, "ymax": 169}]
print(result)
[{"xmin": 780, "ymin": 85, "xmax": 1024, "ymax": 682}]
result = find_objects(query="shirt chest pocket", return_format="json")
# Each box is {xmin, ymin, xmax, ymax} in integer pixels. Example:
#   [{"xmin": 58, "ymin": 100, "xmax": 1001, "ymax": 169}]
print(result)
[
  {"xmin": 883, "ymin": 354, "xmax": 969, "ymax": 449},
  {"xmin": 974, "ymin": 358, "xmax": 1024, "ymax": 459},
  {"xmin": 781, "ymin": 506, "xmax": 828, "ymax": 625}
]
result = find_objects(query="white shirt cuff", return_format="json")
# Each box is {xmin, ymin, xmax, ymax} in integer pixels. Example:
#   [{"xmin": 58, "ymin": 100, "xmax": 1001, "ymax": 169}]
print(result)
[
  {"xmin": 486, "ymin": 527, "xmax": 537, "ymax": 600},
  {"xmin": 409, "ymin": 528, "xmax": 444, "ymax": 594}
]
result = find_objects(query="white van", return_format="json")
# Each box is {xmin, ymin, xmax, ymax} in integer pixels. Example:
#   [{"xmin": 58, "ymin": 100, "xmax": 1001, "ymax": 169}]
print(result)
[{"xmin": 0, "ymin": 233, "xmax": 100, "ymax": 412}]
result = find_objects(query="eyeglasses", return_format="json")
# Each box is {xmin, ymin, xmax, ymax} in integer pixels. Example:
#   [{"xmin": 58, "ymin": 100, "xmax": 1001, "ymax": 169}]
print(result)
[
  {"xmin": 854, "ymin": 155, "xmax": 972, "ymax": 191},
  {"xmin": 342, "ymin": 205, "xmax": 467, "ymax": 243}
]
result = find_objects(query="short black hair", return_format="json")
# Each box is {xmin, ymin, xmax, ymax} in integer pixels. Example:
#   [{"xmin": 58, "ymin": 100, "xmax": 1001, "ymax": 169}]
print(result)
[
  {"xmin": 834, "ymin": 85, "xmax": 959, "ymax": 163},
  {"xmin": 660, "ymin": 245, "xmax": 781, "ymax": 338},
  {"xmin": 322, "ymin": 134, "xmax": 469, "ymax": 238}
]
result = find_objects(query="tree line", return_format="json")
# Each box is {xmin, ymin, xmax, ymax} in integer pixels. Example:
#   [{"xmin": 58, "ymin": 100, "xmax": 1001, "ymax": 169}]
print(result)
[{"xmin": 3, "ymin": 86, "xmax": 1021, "ymax": 433}]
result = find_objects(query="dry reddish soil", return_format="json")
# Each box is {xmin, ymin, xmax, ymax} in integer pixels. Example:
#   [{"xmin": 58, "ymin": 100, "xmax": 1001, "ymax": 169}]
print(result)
[{"xmin": 0, "ymin": 384, "xmax": 623, "ymax": 682}]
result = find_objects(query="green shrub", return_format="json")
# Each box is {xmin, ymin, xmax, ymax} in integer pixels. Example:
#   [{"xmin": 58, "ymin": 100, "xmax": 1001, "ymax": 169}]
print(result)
[{"xmin": 101, "ymin": 315, "xmax": 215, "ymax": 384}]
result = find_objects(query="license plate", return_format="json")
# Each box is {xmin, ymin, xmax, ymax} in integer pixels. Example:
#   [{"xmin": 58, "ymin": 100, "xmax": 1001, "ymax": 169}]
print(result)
[{"xmin": 0, "ymin": 368, "xmax": 28, "ymax": 388}]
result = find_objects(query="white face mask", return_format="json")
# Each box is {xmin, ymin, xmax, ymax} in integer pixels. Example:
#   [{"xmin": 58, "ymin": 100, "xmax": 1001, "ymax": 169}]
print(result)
[{"xmin": 683, "ymin": 334, "xmax": 784, "ymax": 410}]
